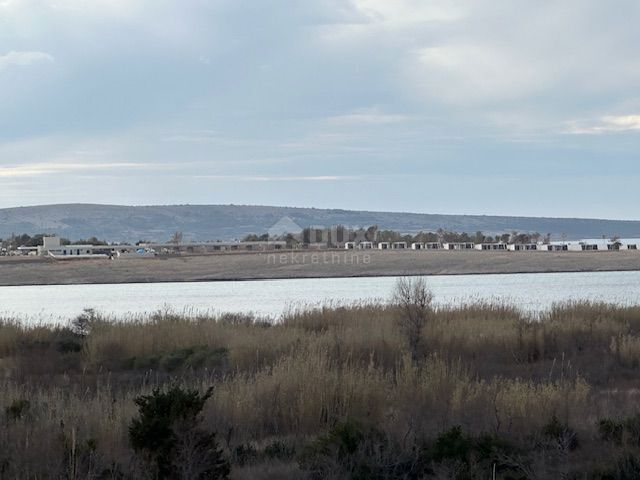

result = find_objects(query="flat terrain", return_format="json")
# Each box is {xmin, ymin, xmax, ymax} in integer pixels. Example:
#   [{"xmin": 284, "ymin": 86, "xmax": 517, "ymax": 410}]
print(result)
[{"xmin": 1, "ymin": 249, "xmax": 640, "ymax": 286}]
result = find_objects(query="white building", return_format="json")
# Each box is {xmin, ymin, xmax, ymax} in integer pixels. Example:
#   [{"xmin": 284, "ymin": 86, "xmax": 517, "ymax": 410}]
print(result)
[
  {"xmin": 344, "ymin": 242, "xmax": 356, "ymax": 250},
  {"xmin": 411, "ymin": 243, "xmax": 424, "ymax": 250},
  {"xmin": 358, "ymin": 241, "xmax": 373, "ymax": 249},
  {"xmin": 443, "ymin": 242, "xmax": 474, "ymax": 250},
  {"xmin": 507, "ymin": 244, "xmax": 538, "ymax": 251},
  {"xmin": 566, "ymin": 239, "xmax": 611, "ymax": 251},
  {"xmin": 378, "ymin": 242, "xmax": 390, "ymax": 250},
  {"xmin": 38, "ymin": 236, "xmax": 111, "ymax": 259},
  {"xmin": 619, "ymin": 238, "xmax": 640, "ymax": 250},
  {"xmin": 474, "ymin": 243, "xmax": 508, "ymax": 251},
  {"xmin": 538, "ymin": 243, "xmax": 568, "ymax": 252},
  {"xmin": 392, "ymin": 242, "xmax": 407, "ymax": 250}
]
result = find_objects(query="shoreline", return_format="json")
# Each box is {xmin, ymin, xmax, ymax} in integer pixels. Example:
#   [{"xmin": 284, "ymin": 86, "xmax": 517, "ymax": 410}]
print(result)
[
  {"xmin": 1, "ymin": 268, "xmax": 638, "ymax": 289},
  {"xmin": 1, "ymin": 250, "xmax": 640, "ymax": 286}
]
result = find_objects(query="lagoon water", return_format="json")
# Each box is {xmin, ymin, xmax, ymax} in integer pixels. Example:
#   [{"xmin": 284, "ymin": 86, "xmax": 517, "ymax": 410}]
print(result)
[{"xmin": 0, "ymin": 271, "xmax": 639, "ymax": 324}]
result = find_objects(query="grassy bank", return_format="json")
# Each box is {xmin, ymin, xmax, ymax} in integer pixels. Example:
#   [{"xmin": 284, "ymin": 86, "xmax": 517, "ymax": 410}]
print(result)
[{"xmin": 2, "ymin": 296, "xmax": 640, "ymax": 478}]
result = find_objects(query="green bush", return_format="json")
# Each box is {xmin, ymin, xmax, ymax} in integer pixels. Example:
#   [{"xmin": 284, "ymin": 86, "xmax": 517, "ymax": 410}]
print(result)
[
  {"xmin": 233, "ymin": 443, "xmax": 258, "ymax": 466},
  {"xmin": 5, "ymin": 399, "xmax": 30, "ymax": 421},
  {"xmin": 300, "ymin": 420, "xmax": 417, "ymax": 480},
  {"xmin": 424, "ymin": 427, "xmax": 522, "ymax": 480},
  {"xmin": 598, "ymin": 418, "xmax": 624, "ymax": 445},
  {"xmin": 128, "ymin": 386, "xmax": 229, "ymax": 480},
  {"xmin": 159, "ymin": 348, "xmax": 195, "ymax": 372},
  {"xmin": 430, "ymin": 426, "xmax": 473, "ymax": 463},
  {"xmin": 157, "ymin": 346, "xmax": 229, "ymax": 372},
  {"xmin": 623, "ymin": 414, "xmax": 640, "ymax": 446},
  {"xmin": 540, "ymin": 415, "xmax": 578, "ymax": 451},
  {"xmin": 264, "ymin": 440, "xmax": 296, "ymax": 460}
]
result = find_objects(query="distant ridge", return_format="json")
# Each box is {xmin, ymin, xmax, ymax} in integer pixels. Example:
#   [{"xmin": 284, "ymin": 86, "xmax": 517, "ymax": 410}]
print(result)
[{"xmin": 1, "ymin": 203, "xmax": 639, "ymax": 243}]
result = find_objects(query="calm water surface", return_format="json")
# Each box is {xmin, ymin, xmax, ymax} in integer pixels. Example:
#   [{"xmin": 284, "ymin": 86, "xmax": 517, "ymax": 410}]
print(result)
[{"xmin": 1, "ymin": 271, "xmax": 639, "ymax": 324}]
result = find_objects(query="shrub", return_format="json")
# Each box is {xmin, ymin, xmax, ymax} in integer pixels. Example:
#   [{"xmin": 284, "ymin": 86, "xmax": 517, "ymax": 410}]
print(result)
[
  {"xmin": 233, "ymin": 443, "xmax": 258, "ymax": 466},
  {"xmin": 392, "ymin": 277, "xmax": 433, "ymax": 363},
  {"xmin": 264, "ymin": 440, "xmax": 296, "ymax": 461},
  {"xmin": 424, "ymin": 427, "xmax": 522, "ymax": 479},
  {"xmin": 159, "ymin": 348, "xmax": 195, "ymax": 372},
  {"xmin": 129, "ymin": 386, "xmax": 229, "ymax": 480},
  {"xmin": 71, "ymin": 308, "xmax": 99, "ymax": 337},
  {"xmin": 157, "ymin": 346, "xmax": 228, "ymax": 372},
  {"xmin": 598, "ymin": 418, "xmax": 624, "ymax": 445},
  {"xmin": 540, "ymin": 415, "xmax": 578, "ymax": 452},
  {"xmin": 430, "ymin": 426, "xmax": 473, "ymax": 463},
  {"xmin": 623, "ymin": 414, "xmax": 640, "ymax": 446},
  {"xmin": 5, "ymin": 399, "xmax": 30, "ymax": 421},
  {"xmin": 299, "ymin": 420, "xmax": 415, "ymax": 480}
]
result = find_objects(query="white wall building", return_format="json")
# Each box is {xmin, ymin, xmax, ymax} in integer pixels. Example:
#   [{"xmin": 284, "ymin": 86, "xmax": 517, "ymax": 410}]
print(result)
[
  {"xmin": 392, "ymin": 242, "xmax": 407, "ymax": 249},
  {"xmin": 378, "ymin": 242, "xmax": 390, "ymax": 250},
  {"xmin": 538, "ymin": 243, "xmax": 568, "ymax": 251},
  {"xmin": 566, "ymin": 239, "xmax": 611, "ymax": 251},
  {"xmin": 619, "ymin": 238, "xmax": 640, "ymax": 250},
  {"xmin": 507, "ymin": 244, "xmax": 538, "ymax": 251},
  {"xmin": 443, "ymin": 242, "xmax": 474, "ymax": 250},
  {"xmin": 474, "ymin": 243, "xmax": 507, "ymax": 251},
  {"xmin": 411, "ymin": 243, "xmax": 424, "ymax": 250}
]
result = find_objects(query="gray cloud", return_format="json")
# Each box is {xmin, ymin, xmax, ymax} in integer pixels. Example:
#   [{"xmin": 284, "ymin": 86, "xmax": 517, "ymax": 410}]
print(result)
[{"xmin": 0, "ymin": 0, "xmax": 638, "ymax": 217}]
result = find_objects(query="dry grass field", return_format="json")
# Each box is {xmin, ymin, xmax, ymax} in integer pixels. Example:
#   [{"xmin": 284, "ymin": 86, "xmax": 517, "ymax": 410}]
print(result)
[
  {"xmin": 1, "ymin": 249, "xmax": 640, "ymax": 286},
  {"xmin": 3, "ymin": 289, "xmax": 640, "ymax": 478}
]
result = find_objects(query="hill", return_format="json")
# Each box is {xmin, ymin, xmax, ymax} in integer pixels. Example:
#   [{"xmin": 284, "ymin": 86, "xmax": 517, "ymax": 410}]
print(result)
[{"xmin": 0, "ymin": 203, "xmax": 639, "ymax": 243}]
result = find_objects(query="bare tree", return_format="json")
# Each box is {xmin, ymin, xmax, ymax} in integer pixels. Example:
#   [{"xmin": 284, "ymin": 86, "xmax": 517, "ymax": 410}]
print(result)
[
  {"xmin": 170, "ymin": 231, "xmax": 183, "ymax": 246},
  {"xmin": 392, "ymin": 277, "xmax": 433, "ymax": 364}
]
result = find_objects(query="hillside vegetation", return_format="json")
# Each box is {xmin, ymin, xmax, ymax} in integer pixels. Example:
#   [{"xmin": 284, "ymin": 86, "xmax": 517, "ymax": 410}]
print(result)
[{"xmin": 2, "ymin": 203, "xmax": 640, "ymax": 242}]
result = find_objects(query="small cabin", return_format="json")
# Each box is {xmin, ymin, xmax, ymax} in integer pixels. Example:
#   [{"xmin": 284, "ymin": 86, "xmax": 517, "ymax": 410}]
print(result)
[
  {"xmin": 619, "ymin": 239, "xmax": 640, "ymax": 250},
  {"xmin": 358, "ymin": 241, "xmax": 373, "ymax": 249},
  {"xmin": 392, "ymin": 242, "xmax": 407, "ymax": 250},
  {"xmin": 424, "ymin": 242, "xmax": 441, "ymax": 250},
  {"xmin": 539, "ymin": 244, "xmax": 568, "ymax": 252},
  {"xmin": 378, "ymin": 242, "xmax": 390, "ymax": 250},
  {"xmin": 474, "ymin": 243, "xmax": 507, "ymax": 251},
  {"xmin": 507, "ymin": 244, "xmax": 538, "ymax": 251},
  {"xmin": 344, "ymin": 242, "xmax": 356, "ymax": 250},
  {"xmin": 411, "ymin": 243, "xmax": 424, "ymax": 250},
  {"xmin": 442, "ymin": 242, "xmax": 474, "ymax": 250}
]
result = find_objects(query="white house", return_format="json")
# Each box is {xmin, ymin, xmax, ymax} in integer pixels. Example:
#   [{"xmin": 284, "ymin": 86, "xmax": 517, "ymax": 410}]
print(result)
[
  {"xmin": 358, "ymin": 241, "xmax": 373, "ymax": 249},
  {"xmin": 411, "ymin": 243, "xmax": 424, "ymax": 250},
  {"xmin": 442, "ymin": 242, "xmax": 474, "ymax": 250},
  {"xmin": 378, "ymin": 242, "xmax": 390, "ymax": 250},
  {"xmin": 344, "ymin": 242, "xmax": 356, "ymax": 250},
  {"xmin": 538, "ymin": 243, "xmax": 568, "ymax": 252},
  {"xmin": 38, "ymin": 236, "xmax": 110, "ymax": 259},
  {"xmin": 619, "ymin": 238, "xmax": 640, "ymax": 250},
  {"xmin": 507, "ymin": 244, "xmax": 538, "ymax": 251},
  {"xmin": 392, "ymin": 242, "xmax": 407, "ymax": 250},
  {"xmin": 424, "ymin": 242, "xmax": 441, "ymax": 250},
  {"xmin": 566, "ymin": 239, "xmax": 611, "ymax": 251},
  {"xmin": 474, "ymin": 243, "xmax": 508, "ymax": 251}
]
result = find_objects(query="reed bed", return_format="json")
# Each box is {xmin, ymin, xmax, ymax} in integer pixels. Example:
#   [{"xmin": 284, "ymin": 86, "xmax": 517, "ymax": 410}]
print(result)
[{"xmin": 2, "ymin": 300, "xmax": 640, "ymax": 478}]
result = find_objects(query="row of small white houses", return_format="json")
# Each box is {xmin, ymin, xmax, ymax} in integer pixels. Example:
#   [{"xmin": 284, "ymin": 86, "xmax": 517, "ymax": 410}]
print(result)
[{"xmin": 344, "ymin": 238, "xmax": 640, "ymax": 251}]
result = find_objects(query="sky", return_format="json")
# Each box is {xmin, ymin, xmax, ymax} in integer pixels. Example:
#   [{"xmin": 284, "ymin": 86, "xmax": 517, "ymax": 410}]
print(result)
[{"xmin": 0, "ymin": 0, "xmax": 639, "ymax": 219}]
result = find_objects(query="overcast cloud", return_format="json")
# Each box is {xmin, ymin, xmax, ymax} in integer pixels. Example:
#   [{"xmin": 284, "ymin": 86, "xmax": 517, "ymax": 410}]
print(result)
[{"xmin": 1, "ymin": 0, "xmax": 639, "ymax": 218}]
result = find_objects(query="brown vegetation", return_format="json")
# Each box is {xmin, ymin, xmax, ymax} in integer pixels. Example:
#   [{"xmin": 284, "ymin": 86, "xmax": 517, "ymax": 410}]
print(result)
[{"xmin": 2, "ymin": 294, "xmax": 640, "ymax": 478}]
